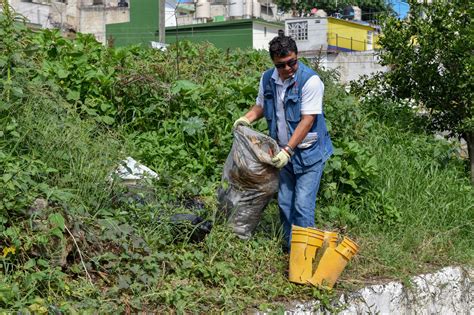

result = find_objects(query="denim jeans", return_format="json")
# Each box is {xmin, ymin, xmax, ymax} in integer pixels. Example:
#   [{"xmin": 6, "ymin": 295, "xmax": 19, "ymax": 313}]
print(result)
[{"xmin": 278, "ymin": 161, "xmax": 325, "ymax": 249}]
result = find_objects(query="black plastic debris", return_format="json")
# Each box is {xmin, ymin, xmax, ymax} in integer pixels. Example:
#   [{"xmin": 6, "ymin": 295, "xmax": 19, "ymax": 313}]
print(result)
[{"xmin": 169, "ymin": 213, "xmax": 212, "ymax": 243}]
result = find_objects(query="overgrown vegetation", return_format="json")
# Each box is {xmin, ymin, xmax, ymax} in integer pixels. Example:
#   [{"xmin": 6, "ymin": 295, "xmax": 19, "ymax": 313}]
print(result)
[
  {"xmin": 352, "ymin": 0, "xmax": 474, "ymax": 183},
  {"xmin": 1, "ymin": 2, "xmax": 473, "ymax": 312}
]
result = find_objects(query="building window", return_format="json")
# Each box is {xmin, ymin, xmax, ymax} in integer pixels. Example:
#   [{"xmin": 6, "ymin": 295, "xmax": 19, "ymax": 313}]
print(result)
[
  {"xmin": 288, "ymin": 21, "xmax": 308, "ymax": 41},
  {"xmin": 264, "ymin": 27, "xmax": 267, "ymax": 37},
  {"xmin": 118, "ymin": 0, "xmax": 128, "ymax": 7},
  {"xmin": 367, "ymin": 31, "xmax": 373, "ymax": 44},
  {"xmin": 93, "ymin": 0, "xmax": 103, "ymax": 5}
]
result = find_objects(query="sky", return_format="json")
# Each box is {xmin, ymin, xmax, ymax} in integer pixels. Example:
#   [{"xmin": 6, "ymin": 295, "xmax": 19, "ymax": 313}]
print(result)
[{"xmin": 389, "ymin": 0, "xmax": 410, "ymax": 19}]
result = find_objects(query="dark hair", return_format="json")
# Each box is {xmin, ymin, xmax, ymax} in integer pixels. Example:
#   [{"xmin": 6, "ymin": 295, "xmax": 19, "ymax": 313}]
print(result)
[{"xmin": 268, "ymin": 29, "xmax": 298, "ymax": 59}]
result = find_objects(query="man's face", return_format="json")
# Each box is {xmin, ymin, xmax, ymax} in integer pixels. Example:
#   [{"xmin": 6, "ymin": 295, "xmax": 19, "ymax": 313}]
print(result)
[{"xmin": 272, "ymin": 51, "xmax": 298, "ymax": 80}]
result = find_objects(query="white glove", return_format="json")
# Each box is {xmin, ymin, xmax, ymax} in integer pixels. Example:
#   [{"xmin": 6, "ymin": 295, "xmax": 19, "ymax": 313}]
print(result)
[
  {"xmin": 271, "ymin": 150, "xmax": 290, "ymax": 169},
  {"xmin": 233, "ymin": 116, "xmax": 251, "ymax": 129}
]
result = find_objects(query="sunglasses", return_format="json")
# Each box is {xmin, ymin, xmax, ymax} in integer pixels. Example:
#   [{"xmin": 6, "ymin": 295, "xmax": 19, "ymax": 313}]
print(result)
[{"xmin": 274, "ymin": 58, "xmax": 298, "ymax": 69}]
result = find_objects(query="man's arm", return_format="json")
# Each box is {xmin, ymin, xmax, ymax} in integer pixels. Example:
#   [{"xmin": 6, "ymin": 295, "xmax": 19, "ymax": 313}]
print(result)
[
  {"xmin": 233, "ymin": 105, "xmax": 264, "ymax": 128},
  {"xmin": 287, "ymin": 114, "xmax": 316, "ymax": 150},
  {"xmin": 244, "ymin": 105, "xmax": 264, "ymax": 123}
]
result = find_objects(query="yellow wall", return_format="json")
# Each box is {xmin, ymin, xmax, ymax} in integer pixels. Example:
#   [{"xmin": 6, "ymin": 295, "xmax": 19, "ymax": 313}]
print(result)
[
  {"xmin": 327, "ymin": 17, "xmax": 376, "ymax": 51},
  {"xmin": 373, "ymin": 33, "xmax": 381, "ymax": 49}
]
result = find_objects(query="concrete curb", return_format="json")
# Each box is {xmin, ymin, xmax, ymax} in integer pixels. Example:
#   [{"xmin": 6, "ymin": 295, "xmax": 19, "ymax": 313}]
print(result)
[{"xmin": 286, "ymin": 266, "xmax": 473, "ymax": 314}]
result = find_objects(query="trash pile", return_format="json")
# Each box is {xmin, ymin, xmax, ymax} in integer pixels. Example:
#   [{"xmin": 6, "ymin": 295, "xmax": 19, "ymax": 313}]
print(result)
[{"xmin": 111, "ymin": 157, "xmax": 212, "ymax": 243}]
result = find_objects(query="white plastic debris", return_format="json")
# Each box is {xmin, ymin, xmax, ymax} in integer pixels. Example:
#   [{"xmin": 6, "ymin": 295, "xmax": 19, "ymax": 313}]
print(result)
[
  {"xmin": 112, "ymin": 157, "xmax": 159, "ymax": 185},
  {"xmin": 150, "ymin": 41, "xmax": 168, "ymax": 51}
]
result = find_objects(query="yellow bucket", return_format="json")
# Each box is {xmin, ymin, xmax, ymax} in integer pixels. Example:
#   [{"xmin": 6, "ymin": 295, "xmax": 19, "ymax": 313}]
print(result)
[
  {"xmin": 289, "ymin": 226, "xmax": 324, "ymax": 284},
  {"xmin": 323, "ymin": 231, "xmax": 339, "ymax": 248},
  {"xmin": 308, "ymin": 236, "xmax": 360, "ymax": 289},
  {"xmin": 336, "ymin": 237, "xmax": 359, "ymax": 260}
]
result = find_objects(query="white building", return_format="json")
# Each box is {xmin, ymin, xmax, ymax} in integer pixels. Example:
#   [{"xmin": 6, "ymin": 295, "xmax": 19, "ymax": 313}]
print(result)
[
  {"xmin": 8, "ymin": 0, "xmax": 130, "ymax": 44},
  {"xmin": 172, "ymin": 0, "xmax": 290, "ymax": 26}
]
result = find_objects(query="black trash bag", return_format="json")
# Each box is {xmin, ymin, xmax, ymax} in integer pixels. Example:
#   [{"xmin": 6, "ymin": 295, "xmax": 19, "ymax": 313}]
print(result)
[
  {"xmin": 218, "ymin": 126, "xmax": 280, "ymax": 239},
  {"xmin": 170, "ymin": 213, "xmax": 213, "ymax": 243}
]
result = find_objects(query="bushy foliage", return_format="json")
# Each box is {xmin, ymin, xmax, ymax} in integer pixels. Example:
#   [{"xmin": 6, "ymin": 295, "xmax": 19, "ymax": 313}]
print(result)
[{"xmin": 352, "ymin": 0, "xmax": 474, "ymax": 183}]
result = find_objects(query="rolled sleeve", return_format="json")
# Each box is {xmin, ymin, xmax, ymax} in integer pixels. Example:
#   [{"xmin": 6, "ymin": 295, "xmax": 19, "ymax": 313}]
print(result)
[{"xmin": 300, "ymin": 75, "xmax": 324, "ymax": 115}]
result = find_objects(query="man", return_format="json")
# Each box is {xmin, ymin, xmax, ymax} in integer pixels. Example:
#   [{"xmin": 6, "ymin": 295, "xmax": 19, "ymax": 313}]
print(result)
[{"xmin": 233, "ymin": 30, "xmax": 333, "ymax": 249}]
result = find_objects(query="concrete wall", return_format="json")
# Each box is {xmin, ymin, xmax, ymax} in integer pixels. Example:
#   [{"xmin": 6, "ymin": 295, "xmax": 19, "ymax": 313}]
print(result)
[
  {"xmin": 80, "ymin": 6, "xmax": 129, "ymax": 43},
  {"xmin": 10, "ymin": 0, "xmax": 80, "ymax": 31},
  {"xmin": 286, "ymin": 266, "xmax": 473, "ymax": 315},
  {"xmin": 318, "ymin": 51, "xmax": 387, "ymax": 84},
  {"xmin": 285, "ymin": 18, "xmax": 328, "ymax": 53},
  {"xmin": 210, "ymin": 4, "xmax": 226, "ymax": 17},
  {"xmin": 10, "ymin": 0, "xmax": 52, "ymax": 28},
  {"xmin": 165, "ymin": 1, "xmax": 177, "ymax": 27},
  {"xmin": 252, "ymin": 22, "xmax": 280, "ymax": 50},
  {"xmin": 49, "ymin": 0, "xmax": 78, "ymax": 30},
  {"xmin": 10, "ymin": 0, "xmax": 130, "ymax": 44}
]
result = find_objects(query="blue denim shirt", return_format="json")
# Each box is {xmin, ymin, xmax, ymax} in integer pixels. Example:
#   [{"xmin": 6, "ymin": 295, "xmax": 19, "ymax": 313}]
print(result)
[{"xmin": 262, "ymin": 61, "xmax": 333, "ymax": 174}]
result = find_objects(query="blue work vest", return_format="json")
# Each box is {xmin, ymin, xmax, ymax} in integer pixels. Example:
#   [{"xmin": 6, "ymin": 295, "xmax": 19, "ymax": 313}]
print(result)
[{"xmin": 262, "ymin": 61, "xmax": 333, "ymax": 173}]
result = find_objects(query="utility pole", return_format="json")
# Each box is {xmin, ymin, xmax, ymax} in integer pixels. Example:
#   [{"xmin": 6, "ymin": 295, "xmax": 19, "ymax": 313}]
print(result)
[{"xmin": 159, "ymin": 0, "xmax": 165, "ymax": 43}]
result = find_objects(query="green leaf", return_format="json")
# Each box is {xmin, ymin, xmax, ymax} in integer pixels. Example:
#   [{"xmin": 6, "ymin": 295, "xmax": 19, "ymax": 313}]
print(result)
[
  {"xmin": 50, "ymin": 227, "xmax": 64, "ymax": 240},
  {"xmin": 331, "ymin": 159, "xmax": 342, "ymax": 171},
  {"xmin": 24, "ymin": 259, "xmax": 36, "ymax": 270},
  {"xmin": 100, "ymin": 102, "xmax": 111, "ymax": 112},
  {"xmin": 66, "ymin": 90, "xmax": 80, "ymax": 101},
  {"xmin": 12, "ymin": 86, "xmax": 23, "ymax": 97},
  {"xmin": 171, "ymin": 80, "xmax": 198, "ymax": 94},
  {"xmin": 37, "ymin": 259, "xmax": 49, "ymax": 268},
  {"xmin": 2, "ymin": 173, "xmax": 12, "ymax": 183},
  {"xmin": 99, "ymin": 115, "xmax": 115, "ymax": 125},
  {"xmin": 85, "ymin": 107, "xmax": 98, "ymax": 116},
  {"xmin": 57, "ymin": 68, "xmax": 69, "ymax": 79},
  {"xmin": 0, "ymin": 101, "xmax": 12, "ymax": 112},
  {"xmin": 48, "ymin": 213, "xmax": 65, "ymax": 232},
  {"xmin": 182, "ymin": 117, "xmax": 204, "ymax": 136},
  {"xmin": 118, "ymin": 275, "xmax": 131, "ymax": 289}
]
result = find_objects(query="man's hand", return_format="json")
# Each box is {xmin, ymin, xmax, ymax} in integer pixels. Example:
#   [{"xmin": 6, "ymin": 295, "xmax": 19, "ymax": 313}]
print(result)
[
  {"xmin": 271, "ymin": 150, "xmax": 290, "ymax": 169},
  {"xmin": 233, "ymin": 116, "xmax": 251, "ymax": 129}
]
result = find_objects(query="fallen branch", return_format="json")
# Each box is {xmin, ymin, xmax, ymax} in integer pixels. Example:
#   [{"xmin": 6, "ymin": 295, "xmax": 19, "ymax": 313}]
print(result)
[{"xmin": 65, "ymin": 225, "xmax": 93, "ymax": 286}]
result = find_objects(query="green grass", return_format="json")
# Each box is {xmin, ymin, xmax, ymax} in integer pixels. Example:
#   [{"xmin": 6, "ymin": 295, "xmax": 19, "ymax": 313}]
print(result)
[
  {"xmin": 115, "ymin": 118, "xmax": 473, "ymax": 312},
  {"xmin": 345, "ymin": 123, "xmax": 474, "ymax": 283},
  {"xmin": 2, "ymin": 84, "xmax": 473, "ymax": 314}
]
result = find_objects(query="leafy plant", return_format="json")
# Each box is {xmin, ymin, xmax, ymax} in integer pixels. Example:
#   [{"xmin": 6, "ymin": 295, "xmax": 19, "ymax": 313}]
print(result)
[{"xmin": 354, "ymin": 0, "xmax": 474, "ymax": 183}]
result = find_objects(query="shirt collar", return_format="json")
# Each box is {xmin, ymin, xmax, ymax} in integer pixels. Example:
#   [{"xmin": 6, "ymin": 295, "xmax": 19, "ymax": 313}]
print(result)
[{"xmin": 271, "ymin": 68, "xmax": 296, "ymax": 86}]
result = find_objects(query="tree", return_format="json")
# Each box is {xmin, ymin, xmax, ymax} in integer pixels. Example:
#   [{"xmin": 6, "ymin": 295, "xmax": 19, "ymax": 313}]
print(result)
[
  {"xmin": 376, "ymin": 0, "xmax": 474, "ymax": 183},
  {"xmin": 274, "ymin": 0, "xmax": 391, "ymax": 21}
]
